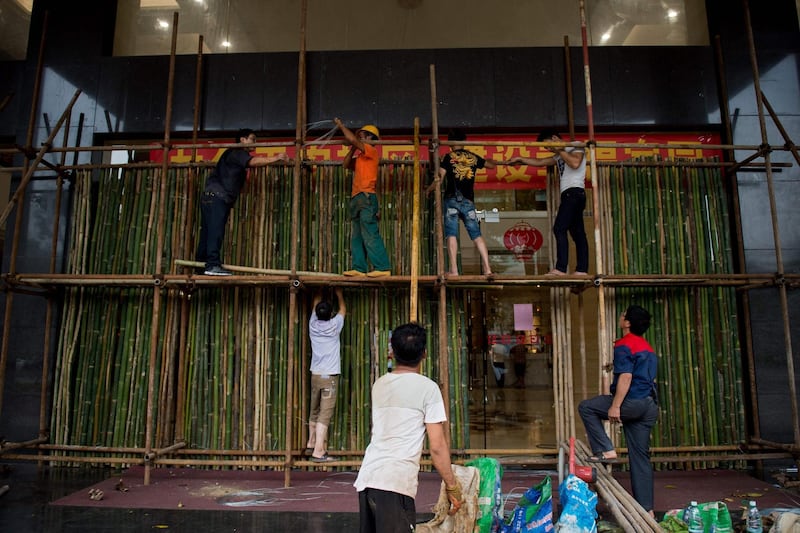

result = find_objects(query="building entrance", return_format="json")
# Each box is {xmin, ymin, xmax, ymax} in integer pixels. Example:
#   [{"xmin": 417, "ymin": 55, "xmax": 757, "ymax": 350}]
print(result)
[{"xmin": 465, "ymin": 288, "xmax": 557, "ymax": 451}]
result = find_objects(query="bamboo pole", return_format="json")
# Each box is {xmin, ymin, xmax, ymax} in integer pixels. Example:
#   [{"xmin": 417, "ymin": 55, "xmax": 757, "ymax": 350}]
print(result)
[
  {"xmin": 0, "ymin": 93, "xmax": 12, "ymax": 113},
  {"xmin": 143, "ymin": 440, "xmax": 186, "ymax": 462},
  {"xmin": 8, "ymin": 271, "xmax": 788, "ymax": 291},
  {"xmin": 0, "ymin": 89, "xmax": 81, "ymax": 230},
  {"xmin": 574, "ymin": 439, "xmax": 662, "ymax": 532},
  {"xmin": 579, "ymin": 0, "xmax": 610, "ymax": 401},
  {"xmin": 0, "ymin": 11, "xmax": 50, "ymax": 422},
  {"xmin": 429, "ymin": 65, "xmax": 452, "ymax": 437},
  {"xmin": 761, "ymin": 92, "xmax": 800, "ymax": 166},
  {"xmin": 175, "ymin": 34, "xmax": 205, "ymax": 445},
  {"xmin": 564, "ymin": 36, "xmax": 575, "ymax": 141},
  {"xmin": 174, "ymin": 259, "xmax": 334, "ymax": 276},
  {"xmin": 143, "ymin": 11, "xmax": 179, "ymax": 486},
  {"xmin": 410, "ymin": 118, "xmax": 421, "ymax": 320},
  {"xmin": 0, "ymin": 437, "xmax": 48, "ymax": 454},
  {"xmin": 282, "ymin": 0, "xmax": 308, "ymax": 488},
  {"xmin": 1, "ymin": 156, "xmax": 786, "ymax": 177},
  {"xmin": 37, "ymin": 103, "xmax": 74, "ymax": 446},
  {"xmin": 742, "ymin": 0, "xmax": 799, "ymax": 445}
]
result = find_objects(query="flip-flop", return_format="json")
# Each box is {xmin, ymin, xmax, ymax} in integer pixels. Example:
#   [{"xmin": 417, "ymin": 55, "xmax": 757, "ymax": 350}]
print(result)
[
  {"xmin": 586, "ymin": 453, "xmax": 619, "ymax": 464},
  {"xmin": 311, "ymin": 453, "xmax": 339, "ymax": 463}
]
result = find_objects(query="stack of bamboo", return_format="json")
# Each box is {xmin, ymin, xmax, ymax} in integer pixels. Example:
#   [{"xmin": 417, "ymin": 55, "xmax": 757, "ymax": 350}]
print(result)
[
  {"xmin": 50, "ymin": 161, "xmax": 470, "ymax": 462},
  {"xmin": 600, "ymin": 158, "xmax": 745, "ymax": 467}
]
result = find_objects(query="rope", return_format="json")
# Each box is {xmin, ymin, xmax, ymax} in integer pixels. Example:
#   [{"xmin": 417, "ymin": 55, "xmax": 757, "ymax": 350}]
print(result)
[{"xmin": 305, "ymin": 119, "xmax": 339, "ymax": 146}]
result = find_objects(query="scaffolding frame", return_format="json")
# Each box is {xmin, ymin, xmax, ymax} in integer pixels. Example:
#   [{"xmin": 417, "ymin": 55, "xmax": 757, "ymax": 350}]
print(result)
[{"xmin": 0, "ymin": 1, "xmax": 797, "ymax": 529}]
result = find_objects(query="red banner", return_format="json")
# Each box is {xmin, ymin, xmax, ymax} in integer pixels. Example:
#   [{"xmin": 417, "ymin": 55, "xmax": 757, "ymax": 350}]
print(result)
[{"xmin": 150, "ymin": 132, "xmax": 721, "ymax": 191}]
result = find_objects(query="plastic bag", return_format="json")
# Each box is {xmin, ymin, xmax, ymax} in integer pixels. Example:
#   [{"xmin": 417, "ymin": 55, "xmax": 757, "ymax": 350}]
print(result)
[
  {"xmin": 698, "ymin": 501, "xmax": 732, "ymax": 533},
  {"xmin": 416, "ymin": 464, "xmax": 481, "ymax": 533},
  {"xmin": 556, "ymin": 474, "xmax": 597, "ymax": 533},
  {"xmin": 499, "ymin": 476, "xmax": 554, "ymax": 533},
  {"xmin": 661, "ymin": 501, "xmax": 733, "ymax": 533},
  {"xmin": 465, "ymin": 457, "xmax": 504, "ymax": 533}
]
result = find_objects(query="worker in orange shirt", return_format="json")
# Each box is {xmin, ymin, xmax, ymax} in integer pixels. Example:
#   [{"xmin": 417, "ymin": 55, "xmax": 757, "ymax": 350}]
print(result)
[{"xmin": 335, "ymin": 118, "xmax": 391, "ymax": 277}]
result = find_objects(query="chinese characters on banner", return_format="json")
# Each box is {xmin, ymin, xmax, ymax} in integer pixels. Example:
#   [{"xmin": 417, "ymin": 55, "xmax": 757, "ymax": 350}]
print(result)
[{"xmin": 151, "ymin": 133, "xmax": 722, "ymax": 191}]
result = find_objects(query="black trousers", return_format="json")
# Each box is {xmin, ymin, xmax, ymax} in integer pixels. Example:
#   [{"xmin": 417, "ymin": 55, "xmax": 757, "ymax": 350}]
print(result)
[{"xmin": 358, "ymin": 488, "xmax": 416, "ymax": 533}]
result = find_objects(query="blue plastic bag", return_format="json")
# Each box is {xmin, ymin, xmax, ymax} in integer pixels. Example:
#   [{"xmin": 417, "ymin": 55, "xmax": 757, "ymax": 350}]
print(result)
[
  {"xmin": 499, "ymin": 476, "xmax": 554, "ymax": 533},
  {"xmin": 556, "ymin": 474, "xmax": 597, "ymax": 532}
]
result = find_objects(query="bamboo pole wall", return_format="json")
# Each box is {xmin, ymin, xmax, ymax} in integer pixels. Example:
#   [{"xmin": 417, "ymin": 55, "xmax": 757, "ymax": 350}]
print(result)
[{"xmin": 49, "ymin": 161, "xmax": 471, "ymax": 460}]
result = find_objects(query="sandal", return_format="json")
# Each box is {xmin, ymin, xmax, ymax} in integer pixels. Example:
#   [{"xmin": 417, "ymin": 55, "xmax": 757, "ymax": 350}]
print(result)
[
  {"xmin": 311, "ymin": 453, "xmax": 339, "ymax": 463},
  {"xmin": 586, "ymin": 451, "xmax": 619, "ymax": 464}
]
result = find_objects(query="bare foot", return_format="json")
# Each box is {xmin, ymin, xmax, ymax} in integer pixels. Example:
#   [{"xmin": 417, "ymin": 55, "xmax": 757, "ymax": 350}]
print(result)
[
  {"xmin": 573, "ymin": 271, "xmax": 589, "ymax": 276},
  {"xmin": 546, "ymin": 269, "xmax": 566, "ymax": 276}
]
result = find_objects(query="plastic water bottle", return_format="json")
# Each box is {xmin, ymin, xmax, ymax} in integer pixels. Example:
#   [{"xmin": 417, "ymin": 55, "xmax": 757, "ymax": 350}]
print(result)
[
  {"xmin": 683, "ymin": 501, "xmax": 704, "ymax": 533},
  {"xmin": 746, "ymin": 500, "xmax": 762, "ymax": 533}
]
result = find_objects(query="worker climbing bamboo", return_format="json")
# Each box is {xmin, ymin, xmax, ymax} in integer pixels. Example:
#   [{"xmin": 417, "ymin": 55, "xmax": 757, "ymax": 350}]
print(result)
[
  {"xmin": 334, "ymin": 118, "xmax": 392, "ymax": 278},
  {"xmin": 510, "ymin": 129, "xmax": 589, "ymax": 276},
  {"xmin": 306, "ymin": 287, "xmax": 346, "ymax": 463},
  {"xmin": 196, "ymin": 128, "xmax": 288, "ymax": 276},
  {"xmin": 578, "ymin": 305, "xmax": 659, "ymax": 518}
]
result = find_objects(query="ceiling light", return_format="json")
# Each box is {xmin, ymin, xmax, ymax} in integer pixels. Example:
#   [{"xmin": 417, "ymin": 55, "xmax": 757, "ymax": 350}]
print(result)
[
  {"xmin": 667, "ymin": 9, "xmax": 678, "ymax": 20},
  {"xmin": 601, "ymin": 31, "xmax": 612, "ymax": 43},
  {"xmin": 157, "ymin": 19, "xmax": 170, "ymax": 29},
  {"xmin": 221, "ymin": 41, "xmax": 232, "ymax": 48}
]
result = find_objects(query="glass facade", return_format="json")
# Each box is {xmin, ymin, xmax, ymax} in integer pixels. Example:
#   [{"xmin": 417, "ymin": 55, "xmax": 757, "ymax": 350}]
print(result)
[
  {"xmin": 111, "ymin": 0, "xmax": 710, "ymax": 57},
  {"xmin": 0, "ymin": 0, "xmax": 32, "ymax": 60}
]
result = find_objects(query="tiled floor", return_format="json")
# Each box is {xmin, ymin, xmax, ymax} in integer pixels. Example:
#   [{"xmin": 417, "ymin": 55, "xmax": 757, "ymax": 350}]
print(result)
[{"xmin": 0, "ymin": 462, "xmax": 360, "ymax": 532}]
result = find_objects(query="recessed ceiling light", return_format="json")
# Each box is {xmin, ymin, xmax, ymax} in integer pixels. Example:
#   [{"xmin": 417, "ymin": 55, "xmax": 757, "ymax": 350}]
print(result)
[
  {"xmin": 667, "ymin": 9, "xmax": 678, "ymax": 19},
  {"xmin": 157, "ymin": 19, "xmax": 170, "ymax": 29},
  {"xmin": 221, "ymin": 41, "xmax": 232, "ymax": 48}
]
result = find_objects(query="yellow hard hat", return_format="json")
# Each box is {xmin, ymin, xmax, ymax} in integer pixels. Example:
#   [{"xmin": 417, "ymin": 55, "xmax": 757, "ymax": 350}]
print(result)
[{"xmin": 358, "ymin": 124, "xmax": 380, "ymax": 139}]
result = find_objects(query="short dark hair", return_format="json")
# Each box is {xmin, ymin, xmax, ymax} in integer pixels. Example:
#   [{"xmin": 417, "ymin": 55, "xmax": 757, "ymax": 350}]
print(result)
[
  {"xmin": 315, "ymin": 300, "xmax": 333, "ymax": 321},
  {"xmin": 536, "ymin": 128, "xmax": 560, "ymax": 143},
  {"xmin": 448, "ymin": 129, "xmax": 467, "ymax": 142},
  {"xmin": 237, "ymin": 128, "xmax": 255, "ymax": 143},
  {"xmin": 625, "ymin": 305, "xmax": 651, "ymax": 336},
  {"xmin": 391, "ymin": 323, "xmax": 427, "ymax": 367}
]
